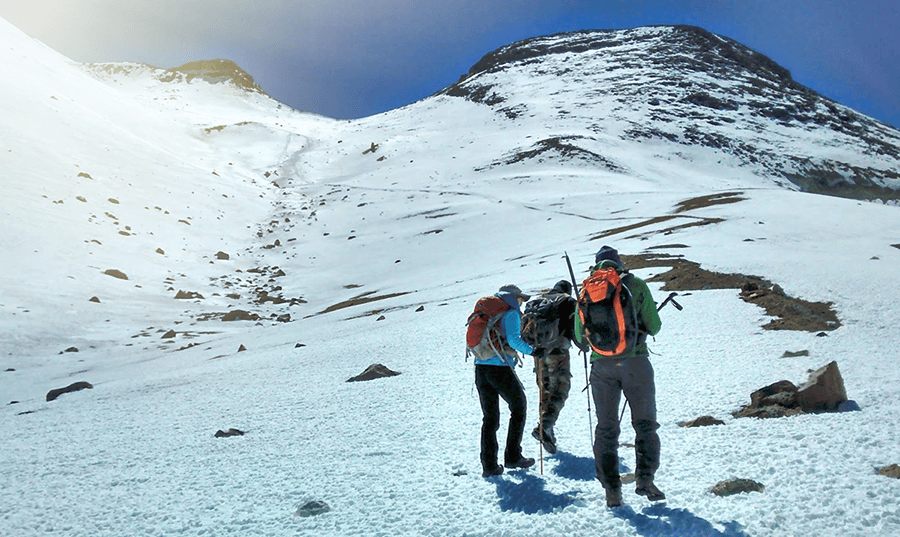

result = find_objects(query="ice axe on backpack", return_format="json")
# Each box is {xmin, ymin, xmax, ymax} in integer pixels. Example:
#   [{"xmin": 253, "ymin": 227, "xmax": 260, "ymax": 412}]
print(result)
[
  {"xmin": 617, "ymin": 292, "xmax": 684, "ymax": 424},
  {"xmin": 657, "ymin": 292, "xmax": 682, "ymax": 312}
]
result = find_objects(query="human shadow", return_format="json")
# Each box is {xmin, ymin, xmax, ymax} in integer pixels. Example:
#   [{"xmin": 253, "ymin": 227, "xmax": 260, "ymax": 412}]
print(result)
[
  {"xmin": 614, "ymin": 503, "xmax": 750, "ymax": 537},
  {"xmin": 493, "ymin": 471, "xmax": 581, "ymax": 514},
  {"xmin": 551, "ymin": 451, "xmax": 631, "ymax": 482}
]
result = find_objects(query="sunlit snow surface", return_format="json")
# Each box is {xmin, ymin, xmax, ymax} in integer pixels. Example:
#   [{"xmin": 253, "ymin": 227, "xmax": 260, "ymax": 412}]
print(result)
[{"xmin": 2, "ymin": 17, "xmax": 900, "ymax": 537}]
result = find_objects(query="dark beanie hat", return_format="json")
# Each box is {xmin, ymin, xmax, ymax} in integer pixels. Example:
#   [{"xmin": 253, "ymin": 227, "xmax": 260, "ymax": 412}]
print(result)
[
  {"xmin": 551, "ymin": 280, "xmax": 573, "ymax": 295},
  {"xmin": 595, "ymin": 245, "xmax": 623, "ymax": 268}
]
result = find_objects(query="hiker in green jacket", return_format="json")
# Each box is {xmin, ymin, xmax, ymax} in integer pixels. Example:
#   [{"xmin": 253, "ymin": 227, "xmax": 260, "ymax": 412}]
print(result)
[{"xmin": 575, "ymin": 245, "xmax": 663, "ymax": 508}]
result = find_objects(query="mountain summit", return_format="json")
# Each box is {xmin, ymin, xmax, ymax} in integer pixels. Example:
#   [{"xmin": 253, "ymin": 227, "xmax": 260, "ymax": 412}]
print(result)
[{"xmin": 441, "ymin": 25, "xmax": 900, "ymax": 200}]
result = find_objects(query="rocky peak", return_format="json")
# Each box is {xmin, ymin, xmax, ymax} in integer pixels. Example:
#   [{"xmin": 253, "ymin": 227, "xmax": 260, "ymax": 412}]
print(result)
[
  {"xmin": 82, "ymin": 58, "xmax": 267, "ymax": 96},
  {"xmin": 441, "ymin": 25, "xmax": 900, "ymax": 201},
  {"xmin": 161, "ymin": 59, "xmax": 265, "ymax": 94}
]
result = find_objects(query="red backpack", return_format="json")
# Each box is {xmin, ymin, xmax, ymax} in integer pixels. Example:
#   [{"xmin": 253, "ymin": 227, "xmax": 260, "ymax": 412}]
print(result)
[
  {"xmin": 578, "ymin": 268, "xmax": 639, "ymax": 357},
  {"xmin": 465, "ymin": 296, "xmax": 510, "ymax": 359}
]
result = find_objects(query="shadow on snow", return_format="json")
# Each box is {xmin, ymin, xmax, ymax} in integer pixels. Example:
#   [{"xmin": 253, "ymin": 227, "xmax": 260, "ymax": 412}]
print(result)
[
  {"xmin": 550, "ymin": 450, "xmax": 632, "ymax": 482},
  {"xmin": 614, "ymin": 503, "xmax": 750, "ymax": 537},
  {"xmin": 493, "ymin": 452, "xmax": 747, "ymax": 536},
  {"xmin": 493, "ymin": 471, "xmax": 581, "ymax": 514}
]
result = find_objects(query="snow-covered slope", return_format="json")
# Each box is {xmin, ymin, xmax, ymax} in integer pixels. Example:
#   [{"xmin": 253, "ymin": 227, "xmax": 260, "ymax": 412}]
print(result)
[{"xmin": 2, "ymin": 17, "xmax": 900, "ymax": 537}]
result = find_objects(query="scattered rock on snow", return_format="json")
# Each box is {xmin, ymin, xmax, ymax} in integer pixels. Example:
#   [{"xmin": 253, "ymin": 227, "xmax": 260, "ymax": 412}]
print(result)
[
  {"xmin": 710, "ymin": 478, "xmax": 765, "ymax": 497},
  {"xmin": 175, "ymin": 290, "xmax": 204, "ymax": 300},
  {"xmin": 221, "ymin": 310, "xmax": 260, "ymax": 322},
  {"xmin": 750, "ymin": 380, "xmax": 798, "ymax": 408},
  {"xmin": 46, "ymin": 381, "xmax": 93, "ymax": 402},
  {"xmin": 733, "ymin": 361, "xmax": 851, "ymax": 418},
  {"xmin": 103, "ymin": 269, "xmax": 128, "ymax": 280},
  {"xmin": 295, "ymin": 500, "xmax": 330, "ymax": 517},
  {"xmin": 215, "ymin": 251, "xmax": 230, "ymax": 260},
  {"xmin": 162, "ymin": 330, "xmax": 177, "ymax": 339},
  {"xmin": 797, "ymin": 361, "xmax": 848, "ymax": 412},
  {"xmin": 876, "ymin": 464, "xmax": 900, "ymax": 479},
  {"xmin": 679, "ymin": 415, "xmax": 725, "ymax": 427},
  {"xmin": 89, "ymin": 296, "xmax": 100, "ymax": 303},
  {"xmin": 347, "ymin": 364, "xmax": 400, "ymax": 382},
  {"xmin": 214, "ymin": 428, "xmax": 244, "ymax": 438},
  {"xmin": 238, "ymin": 344, "xmax": 247, "ymax": 352},
  {"xmin": 780, "ymin": 349, "xmax": 809, "ymax": 358}
]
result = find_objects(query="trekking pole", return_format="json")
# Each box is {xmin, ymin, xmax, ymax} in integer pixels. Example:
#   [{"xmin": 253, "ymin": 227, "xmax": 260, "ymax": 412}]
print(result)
[
  {"xmin": 564, "ymin": 252, "xmax": 593, "ymax": 444},
  {"xmin": 537, "ymin": 356, "xmax": 544, "ymax": 475}
]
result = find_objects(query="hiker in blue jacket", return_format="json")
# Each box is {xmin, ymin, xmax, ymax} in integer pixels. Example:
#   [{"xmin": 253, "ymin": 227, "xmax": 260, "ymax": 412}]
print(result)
[{"xmin": 471, "ymin": 284, "xmax": 536, "ymax": 477}]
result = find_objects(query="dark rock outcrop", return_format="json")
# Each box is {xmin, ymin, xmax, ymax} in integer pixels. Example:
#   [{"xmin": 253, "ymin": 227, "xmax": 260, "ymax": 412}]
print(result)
[
  {"xmin": 347, "ymin": 364, "xmax": 400, "ymax": 382},
  {"xmin": 710, "ymin": 478, "xmax": 765, "ymax": 497},
  {"xmin": 734, "ymin": 361, "xmax": 853, "ymax": 418},
  {"xmin": 214, "ymin": 428, "xmax": 244, "ymax": 438},
  {"xmin": 46, "ymin": 381, "xmax": 93, "ymax": 402}
]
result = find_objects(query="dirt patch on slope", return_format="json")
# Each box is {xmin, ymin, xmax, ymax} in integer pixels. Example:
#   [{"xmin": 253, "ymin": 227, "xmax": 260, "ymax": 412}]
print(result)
[
  {"xmin": 586, "ymin": 192, "xmax": 839, "ymax": 332},
  {"xmin": 623, "ymin": 253, "xmax": 840, "ymax": 332},
  {"xmin": 314, "ymin": 291, "xmax": 412, "ymax": 316}
]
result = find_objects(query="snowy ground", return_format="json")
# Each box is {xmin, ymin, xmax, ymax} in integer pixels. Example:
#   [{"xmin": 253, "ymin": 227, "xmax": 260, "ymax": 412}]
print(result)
[{"xmin": 2, "ymin": 16, "xmax": 900, "ymax": 537}]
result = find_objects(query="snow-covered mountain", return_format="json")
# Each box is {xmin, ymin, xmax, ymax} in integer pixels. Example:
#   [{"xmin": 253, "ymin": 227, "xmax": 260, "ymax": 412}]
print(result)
[
  {"xmin": 441, "ymin": 25, "xmax": 900, "ymax": 199},
  {"xmin": 2, "ymin": 17, "xmax": 900, "ymax": 537}
]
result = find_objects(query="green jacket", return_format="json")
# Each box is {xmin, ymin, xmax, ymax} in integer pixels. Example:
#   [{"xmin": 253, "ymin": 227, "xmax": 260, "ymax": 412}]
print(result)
[{"xmin": 574, "ymin": 263, "xmax": 662, "ymax": 361}]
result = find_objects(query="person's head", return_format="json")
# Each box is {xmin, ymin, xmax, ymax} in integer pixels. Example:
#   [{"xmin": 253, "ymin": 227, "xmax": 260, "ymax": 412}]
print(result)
[
  {"xmin": 498, "ymin": 284, "xmax": 530, "ymax": 305},
  {"xmin": 595, "ymin": 245, "xmax": 623, "ymax": 269},
  {"xmin": 551, "ymin": 280, "xmax": 573, "ymax": 296}
]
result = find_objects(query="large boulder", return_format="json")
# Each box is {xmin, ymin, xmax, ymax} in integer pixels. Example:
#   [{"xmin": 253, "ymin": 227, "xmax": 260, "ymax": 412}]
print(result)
[
  {"xmin": 733, "ymin": 361, "xmax": 852, "ymax": 419},
  {"xmin": 797, "ymin": 361, "xmax": 848, "ymax": 412}
]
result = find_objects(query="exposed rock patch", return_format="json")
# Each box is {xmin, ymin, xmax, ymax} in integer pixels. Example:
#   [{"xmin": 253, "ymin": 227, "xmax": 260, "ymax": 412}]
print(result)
[
  {"xmin": 711, "ymin": 478, "xmax": 765, "ymax": 497},
  {"xmin": 679, "ymin": 415, "xmax": 725, "ymax": 427},
  {"xmin": 296, "ymin": 500, "xmax": 331, "ymax": 517},
  {"xmin": 625, "ymin": 253, "xmax": 839, "ymax": 332},
  {"xmin": 214, "ymin": 428, "xmax": 244, "ymax": 438},
  {"xmin": 347, "ymin": 364, "xmax": 400, "ymax": 382},
  {"xmin": 734, "ymin": 361, "xmax": 854, "ymax": 418},
  {"xmin": 46, "ymin": 381, "xmax": 93, "ymax": 402},
  {"xmin": 877, "ymin": 464, "xmax": 900, "ymax": 479},
  {"xmin": 103, "ymin": 269, "xmax": 128, "ymax": 280}
]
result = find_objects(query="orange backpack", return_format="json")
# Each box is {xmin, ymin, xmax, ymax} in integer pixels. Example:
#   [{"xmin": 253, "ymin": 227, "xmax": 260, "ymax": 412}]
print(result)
[
  {"xmin": 578, "ymin": 268, "xmax": 639, "ymax": 357},
  {"xmin": 465, "ymin": 296, "xmax": 510, "ymax": 359}
]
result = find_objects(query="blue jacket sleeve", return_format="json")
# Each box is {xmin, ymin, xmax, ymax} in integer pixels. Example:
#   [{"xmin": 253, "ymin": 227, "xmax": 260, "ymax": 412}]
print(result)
[{"xmin": 502, "ymin": 309, "xmax": 534, "ymax": 356}]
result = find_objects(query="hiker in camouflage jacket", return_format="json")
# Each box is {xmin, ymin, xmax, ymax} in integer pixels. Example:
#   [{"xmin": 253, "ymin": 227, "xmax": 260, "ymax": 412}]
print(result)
[{"xmin": 530, "ymin": 280, "xmax": 577, "ymax": 456}]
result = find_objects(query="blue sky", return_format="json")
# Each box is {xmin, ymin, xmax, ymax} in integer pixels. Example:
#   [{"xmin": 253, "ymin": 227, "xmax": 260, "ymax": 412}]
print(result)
[{"xmin": 3, "ymin": 1, "xmax": 897, "ymax": 128}]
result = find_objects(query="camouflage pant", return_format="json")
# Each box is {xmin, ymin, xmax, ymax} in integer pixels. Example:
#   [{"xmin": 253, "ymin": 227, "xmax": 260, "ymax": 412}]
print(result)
[{"xmin": 533, "ymin": 349, "xmax": 572, "ymax": 429}]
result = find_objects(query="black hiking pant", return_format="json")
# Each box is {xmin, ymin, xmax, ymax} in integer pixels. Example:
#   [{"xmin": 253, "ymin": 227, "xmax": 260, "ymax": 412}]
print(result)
[
  {"xmin": 590, "ymin": 355, "xmax": 660, "ymax": 491},
  {"xmin": 475, "ymin": 364, "xmax": 527, "ymax": 471}
]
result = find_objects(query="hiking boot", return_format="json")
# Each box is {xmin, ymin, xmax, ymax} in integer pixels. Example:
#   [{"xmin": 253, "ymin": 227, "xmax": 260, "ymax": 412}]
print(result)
[
  {"xmin": 504, "ymin": 456, "xmax": 535, "ymax": 470},
  {"xmin": 482, "ymin": 465, "xmax": 504, "ymax": 478},
  {"xmin": 531, "ymin": 426, "xmax": 557, "ymax": 455},
  {"xmin": 605, "ymin": 487, "xmax": 623, "ymax": 508},
  {"xmin": 635, "ymin": 478, "xmax": 666, "ymax": 501}
]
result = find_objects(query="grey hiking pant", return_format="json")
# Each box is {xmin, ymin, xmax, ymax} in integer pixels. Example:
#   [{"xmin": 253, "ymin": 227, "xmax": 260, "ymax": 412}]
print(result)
[{"xmin": 590, "ymin": 355, "xmax": 660, "ymax": 491}]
